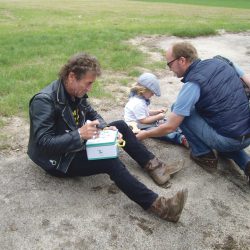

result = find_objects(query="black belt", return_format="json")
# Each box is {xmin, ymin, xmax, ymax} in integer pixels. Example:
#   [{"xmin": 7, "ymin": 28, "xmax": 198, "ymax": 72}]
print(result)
[{"xmin": 235, "ymin": 133, "xmax": 250, "ymax": 141}]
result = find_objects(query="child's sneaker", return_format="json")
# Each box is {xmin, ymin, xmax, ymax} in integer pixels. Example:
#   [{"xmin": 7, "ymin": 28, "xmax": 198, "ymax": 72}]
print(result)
[{"xmin": 180, "ymin": 135, "xmax": 189, "ymax": 149}]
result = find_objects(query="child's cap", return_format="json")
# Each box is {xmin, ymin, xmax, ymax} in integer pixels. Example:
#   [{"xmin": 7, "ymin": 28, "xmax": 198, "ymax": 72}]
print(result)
[{"xmin": 138, "ymin": 73, "xmax": 161, "ymax": 96}]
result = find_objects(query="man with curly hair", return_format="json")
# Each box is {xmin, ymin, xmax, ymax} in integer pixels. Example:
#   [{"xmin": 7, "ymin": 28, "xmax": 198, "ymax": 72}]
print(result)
[{"xmin": 28, "ymin": 52, "xmax": 188, "ymax": 222}]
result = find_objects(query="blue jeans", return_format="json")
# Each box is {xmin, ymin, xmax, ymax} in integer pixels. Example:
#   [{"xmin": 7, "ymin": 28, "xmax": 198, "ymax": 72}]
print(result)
[
  {"xmin": 157, "ymin": 129, "xmax": 183, "ymax": 145},
  {"xmin": 180, "ymin": 110, "xmax": 250, "ymax": 171}
]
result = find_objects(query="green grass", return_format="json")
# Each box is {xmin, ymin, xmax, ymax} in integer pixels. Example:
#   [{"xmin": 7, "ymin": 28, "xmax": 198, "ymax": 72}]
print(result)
[
  {"xmin": 0, "ymin": 118, "xmax": 6, "ymax": 128},
  {"xmin": 1, "ymin": 0, "xmax": 250, "ymax": 117},
  {"xmin": 133, "ymin": 0, "xmax": 250, "ymax": 9},
  {"xmin": 0, "ymin": 134, "xmax": 9, "ymax": 150},
  {"xmin": 120, "ymin": 78, "xmax": 132, "ymax": 86}
]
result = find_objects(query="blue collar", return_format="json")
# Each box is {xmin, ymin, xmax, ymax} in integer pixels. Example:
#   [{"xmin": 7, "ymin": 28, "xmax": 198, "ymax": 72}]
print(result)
[
  {"xmin": 181, "ymin": 59, "xmax": 201, "ymax": 83},
  {"xmin": 129, "ymin": 90, "xmax": 150, "ymax": 105}
]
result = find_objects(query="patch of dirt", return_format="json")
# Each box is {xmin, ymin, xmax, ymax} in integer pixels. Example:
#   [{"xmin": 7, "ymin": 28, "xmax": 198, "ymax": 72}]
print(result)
[
  {"xmin": 129, "ymin": 215, "xmax": 154, "ymax": 235},
  {"xmin": 0, "ymin": 116, "xmax": 29, "ymax": 158},
  {"xmin": 213, "ymin": 235, "xmax": 249, "ymax": 250},
  {"xmin": 128, "ymin": 34, "xmax": 166, "ymax": 62}
]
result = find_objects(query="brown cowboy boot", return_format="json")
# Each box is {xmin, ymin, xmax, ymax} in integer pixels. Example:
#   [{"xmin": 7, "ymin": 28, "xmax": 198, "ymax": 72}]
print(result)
[
  {"xmin": 144, "ymin": 157, "xmax": 183, "ymax": 185},
  {"xmin": 149, "ymin": 189, "xmax": 188, "ymax": 222}
]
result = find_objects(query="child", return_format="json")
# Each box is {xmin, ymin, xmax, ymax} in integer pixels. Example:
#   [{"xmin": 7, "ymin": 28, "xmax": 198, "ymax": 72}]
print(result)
[{"xmin": 124, "ymin": 72, "xmax": 189, "ymax": 148}]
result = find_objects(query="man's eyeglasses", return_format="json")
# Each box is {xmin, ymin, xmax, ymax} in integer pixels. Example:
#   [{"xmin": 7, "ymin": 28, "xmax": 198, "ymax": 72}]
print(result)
[{"xmin": 167, "ymin": 58, "xmax": 179, "ymax": 68}]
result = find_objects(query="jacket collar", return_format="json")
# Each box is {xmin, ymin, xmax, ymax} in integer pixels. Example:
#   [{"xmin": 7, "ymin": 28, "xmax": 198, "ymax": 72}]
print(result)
[
  {"xmin": 181, "ymin": 59, "xmax": 201, "ymax": 83},
  {"xmin": 55, "ymin": 79, "xmax": 89, "ymax": 130}
]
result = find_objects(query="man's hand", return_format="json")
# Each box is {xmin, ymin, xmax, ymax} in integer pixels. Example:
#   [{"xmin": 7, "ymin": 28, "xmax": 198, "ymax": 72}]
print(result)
[
  {"xmin": 78, "ymin": 120, "xmax": 100, "ymax": 140},
  {"xmin": 136, "ymin": 130, "xmax": 148, "ymax": 141}
]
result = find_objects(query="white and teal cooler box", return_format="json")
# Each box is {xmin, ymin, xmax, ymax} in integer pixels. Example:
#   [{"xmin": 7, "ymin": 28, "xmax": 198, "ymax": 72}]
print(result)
[{"xmin": 86, "ymin": 130, "xmax": 125, "ymax": 160}]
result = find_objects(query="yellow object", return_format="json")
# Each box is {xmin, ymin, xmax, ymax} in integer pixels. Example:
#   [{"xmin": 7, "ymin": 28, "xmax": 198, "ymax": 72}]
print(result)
[
  {"xmin": 126, "ymin": 121, "xmax": 141, "ymax": 134},
  {"xmin": 117, "ymin": 139, "xmax": 126, "ymax": 148}
]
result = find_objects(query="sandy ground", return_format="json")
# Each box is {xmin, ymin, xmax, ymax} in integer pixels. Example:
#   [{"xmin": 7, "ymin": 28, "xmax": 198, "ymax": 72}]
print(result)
[{"xmin": 0, "ymin": 32, "xmax": 250, "ymax": 250}]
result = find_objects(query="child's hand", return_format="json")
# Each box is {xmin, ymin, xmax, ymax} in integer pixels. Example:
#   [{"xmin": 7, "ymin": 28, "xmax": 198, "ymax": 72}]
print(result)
[
  {"xmin": 149, "ymin": 108, "xmax": 167, "ymax": 116},
  {"xmin": 155, "ymin": 108, "xmax": 167, "ymax": 114},
  {"xmin": 157, "ymin": 112, "xmax": 165, "ymax": 120},
  {"xmin": 159, "ymin": 108, "xmax": 167, "ymax": 113}
]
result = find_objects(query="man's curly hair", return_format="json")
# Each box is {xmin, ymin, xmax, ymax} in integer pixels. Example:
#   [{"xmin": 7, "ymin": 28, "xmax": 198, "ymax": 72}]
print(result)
[{"xmin": 59, "ymin": 53, "xmax": 101, "ymax": 82}]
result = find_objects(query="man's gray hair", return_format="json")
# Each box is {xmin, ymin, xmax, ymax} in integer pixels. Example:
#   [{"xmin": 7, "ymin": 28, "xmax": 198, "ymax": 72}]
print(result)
[{"xmin": 59, "ymin": 52, "xmax": 101, "ymax": 82}]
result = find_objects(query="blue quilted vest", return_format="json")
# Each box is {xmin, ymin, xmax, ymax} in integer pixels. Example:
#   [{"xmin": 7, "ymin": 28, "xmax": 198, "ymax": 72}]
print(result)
[{"xmin": 182, "ymin": 59, "xmax": 250, "ymax": 138}]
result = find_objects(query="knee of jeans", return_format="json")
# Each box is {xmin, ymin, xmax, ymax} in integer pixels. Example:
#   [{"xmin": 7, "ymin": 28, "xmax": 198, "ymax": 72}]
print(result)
[
  {"xmin": 105, "ymin": 159, "xmax": 126, "ymax": 176},
  {"xmin": 109, "ymin": 120, "xmax": 127, "ymax": 131}
]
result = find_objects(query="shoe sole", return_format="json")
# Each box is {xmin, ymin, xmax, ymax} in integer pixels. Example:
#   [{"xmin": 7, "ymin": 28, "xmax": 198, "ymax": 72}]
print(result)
[
  {"xmin": 174, "ymin": 189, "xmax": 188, "ymax": 222},
  {"xmin": 154, "ymin": 174, "xmax": 171, "ymax": 186},
  {"xmin": 164, "ymin": 188, "xmax": 188, "ymax": 222}
]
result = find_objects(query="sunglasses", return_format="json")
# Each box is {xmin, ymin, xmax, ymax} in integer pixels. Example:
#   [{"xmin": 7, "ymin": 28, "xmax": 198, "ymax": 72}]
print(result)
[{"xmin": 167, "ymin": 57, "xmax": 180, "ymax": 68}]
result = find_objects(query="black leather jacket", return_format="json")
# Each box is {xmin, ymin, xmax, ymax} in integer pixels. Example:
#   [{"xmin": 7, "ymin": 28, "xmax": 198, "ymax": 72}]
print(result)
[{"xmin": 27, "ymin": 79, "xmax": 107, "ymax": 173}]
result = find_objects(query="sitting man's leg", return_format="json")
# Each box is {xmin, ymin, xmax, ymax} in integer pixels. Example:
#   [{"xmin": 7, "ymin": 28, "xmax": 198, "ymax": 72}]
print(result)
[
  {"xmin": 109, "ymin": 120, "xmax": 183, "ymax": 185},
  {"xmin": 180, "ymin": 109, "xmax": 250, "ymax": 179},
  {"xmin": 180, "ymin": 116, "xmax": 218, "ymax": 172},
  {"xmin": 66, "ymin": 151, "xmax": 188, "ymax": 222},
  {"xmin": 219, "ymin": 150, "xmax": 250, "ymax": 185}
]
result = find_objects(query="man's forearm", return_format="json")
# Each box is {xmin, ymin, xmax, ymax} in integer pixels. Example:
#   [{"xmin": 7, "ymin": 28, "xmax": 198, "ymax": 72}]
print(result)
[
  {"xmin": 144, "ymin": 123, "xmax": 175, "ymax": 137},
  {"xmin": 136, "ymin": 112, "xmax": 184, "ymax": 140}
]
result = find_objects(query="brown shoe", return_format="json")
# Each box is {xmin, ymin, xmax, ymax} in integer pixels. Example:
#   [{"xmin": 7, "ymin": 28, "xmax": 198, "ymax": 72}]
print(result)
[
  {"xmin": 144, "ymin": 157, "xmax": 183, "ymax": 185},
  {"xmin": 149, "ymin": 189, "xmax": 188, "ymax": 222},
  {"xmin": 245, "ymin": 161, "xmax": 250, "ymax": 185},
  {"xmin": 190, "ymin": 152, "xmax": 218, "ymax": 173}
]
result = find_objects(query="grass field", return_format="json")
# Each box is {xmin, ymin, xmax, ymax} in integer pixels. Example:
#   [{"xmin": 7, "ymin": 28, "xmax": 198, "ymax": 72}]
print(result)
[
  {"xmin": 133, "ymin": 0, "xmax": 250, "ymax": 9},
  {"xmin": 1, "ymin": 0, "xmax": 250, "ymax": 117}
]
